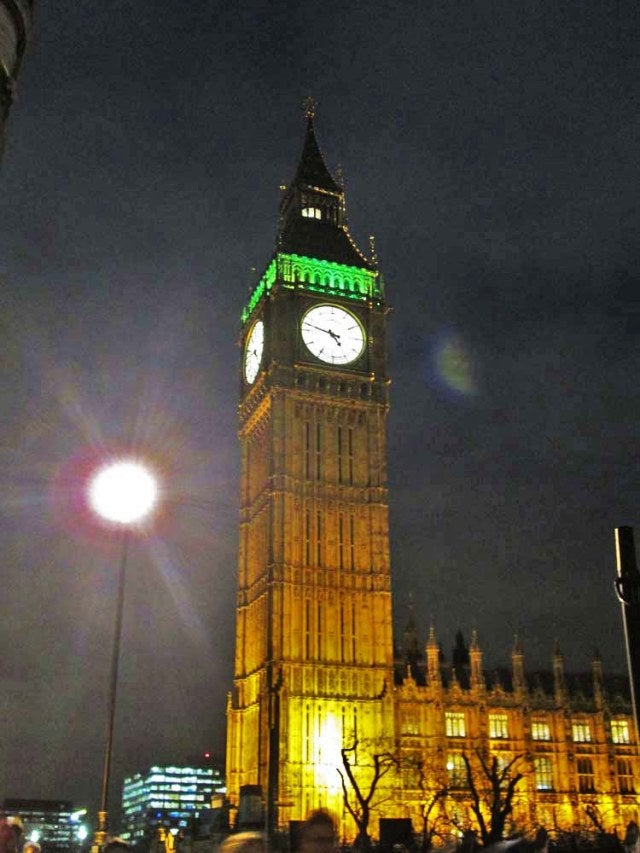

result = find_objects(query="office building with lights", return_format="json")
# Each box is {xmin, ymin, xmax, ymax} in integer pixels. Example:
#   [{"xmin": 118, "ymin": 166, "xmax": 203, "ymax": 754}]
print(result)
[
  {"xmin": 121, "ymin": 764, "xmax": 225, "ymax": 842},
  {"xmin": 226, "ymin": 107, "xmax": 639, "ymax": 841},
  {"xmin": 2, "ymin": 799, "xmax": 86, "ymax": 853}
]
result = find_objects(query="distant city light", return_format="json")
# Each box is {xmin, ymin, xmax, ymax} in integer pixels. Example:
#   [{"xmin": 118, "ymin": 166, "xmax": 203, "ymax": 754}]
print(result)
[{"xmin": 88, "ymin": 460, "xmax": 158, "ymax": 525}]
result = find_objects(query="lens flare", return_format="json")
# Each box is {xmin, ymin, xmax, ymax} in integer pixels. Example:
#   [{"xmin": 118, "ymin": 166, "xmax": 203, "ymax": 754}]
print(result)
[
  {"xmin": 88, "ymin": 460, "xmax": 158, "ymax": 525},
  {"xmin": 435, "ymin": 334, "xmax": 478, "ymax": 396}
]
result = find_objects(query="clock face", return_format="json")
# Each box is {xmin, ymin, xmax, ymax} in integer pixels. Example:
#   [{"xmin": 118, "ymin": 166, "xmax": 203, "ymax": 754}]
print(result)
[
  {"xmin": 300, "ymin": 304, "xmax": 365, "ymax": 365},
  {"xmin": 244, "ymin": 319, "xmax": 264, "ymax": 384}
]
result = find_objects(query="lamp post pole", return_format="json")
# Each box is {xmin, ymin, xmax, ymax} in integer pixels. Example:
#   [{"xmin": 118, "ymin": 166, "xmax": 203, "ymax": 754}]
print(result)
[
  {"xmin": 614, "ymin": 526, "xmax": 640, "ymax": 742},
  {"xmin": 94, "ymin": 531, "xmax": 129, "ymax": 852},
  {"xmin": 88, "ymin": 459, "xmax": 158, "ymax": 853}
]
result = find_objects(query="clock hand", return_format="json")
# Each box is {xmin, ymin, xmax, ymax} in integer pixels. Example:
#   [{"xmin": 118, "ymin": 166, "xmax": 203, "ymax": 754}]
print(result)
[{"xmin": 305, "ymin": 322, "xmax": 335, "ymax": 336}]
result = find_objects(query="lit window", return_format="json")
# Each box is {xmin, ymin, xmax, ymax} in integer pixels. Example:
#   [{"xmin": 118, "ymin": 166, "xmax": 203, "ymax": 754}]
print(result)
[
  {"xmin": 302, "ymin": 206, "xmax": 322, "ymax": 219},
  {"xmin": 531, "ymin": 720, "xmax": 551, "ymax": 741},
  {"xmin": 611, "ymin": 720, "xmax": 630, "ymax": 744},
  {"xmin": 572, "ymin": 722, "xmax": 592, "ymax": 743},
  {"xmin": 534, "ymin": 757, "xmax": 553, "ymax": 791},
  {"xmin": 446, "ymin": 754, "xmax": 467, "ymax": 788},
  {"xmin": 445, "ymin": 711, "xmax": 466, "ymax": 737},
  {"xmin": 577, "ymin": 757, "xmax": 595, "ymax": 792},
  {"xmin": 617, "ymin": 759, "xmax": 635, "ymax": 794},
  {"xmin": 401, "ymin": 707, "xmax": 419, "ymax": 735},
  {"xmin": 489, "ymin": 713, "xmax": 508, "ymax": 739}
]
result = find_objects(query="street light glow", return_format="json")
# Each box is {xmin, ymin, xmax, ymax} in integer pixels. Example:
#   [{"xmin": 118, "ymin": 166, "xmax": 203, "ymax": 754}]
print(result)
[{"xmin": 88, "ymin": 460, "xmax": 158, "ymax": 525}]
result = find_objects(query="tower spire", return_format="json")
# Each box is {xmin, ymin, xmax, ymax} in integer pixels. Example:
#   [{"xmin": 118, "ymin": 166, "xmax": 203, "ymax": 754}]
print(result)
[
  {"xmin": 303, "ymin": 95, "xmax": 316, "ymax": 121},
  {"xmin": 290, "ymin": 99, "xmax": 341, "ymax": 194}
]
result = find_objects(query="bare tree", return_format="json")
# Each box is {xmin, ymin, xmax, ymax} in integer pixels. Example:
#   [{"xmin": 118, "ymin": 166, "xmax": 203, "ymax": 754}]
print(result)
[
  {"xmin": 337, "ymin": 737, "xmax": 397, "ymax": 852},
  {"xmin": 404, "ymin": 756, "xmax": 449, "ymax": 853},
  {"xmin": 458, "ymin": 751, "xmax": 525, "ymax": 846}
]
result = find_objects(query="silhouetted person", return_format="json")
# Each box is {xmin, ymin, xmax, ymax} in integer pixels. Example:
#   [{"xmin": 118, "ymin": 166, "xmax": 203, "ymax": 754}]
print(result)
[
  {"xmin": 0, "ymin": 816, "xmax": 17, "ymax": 853},
  {"xmin": 300, "ymin": 811, "xmax": 338, "ymax": 853}
]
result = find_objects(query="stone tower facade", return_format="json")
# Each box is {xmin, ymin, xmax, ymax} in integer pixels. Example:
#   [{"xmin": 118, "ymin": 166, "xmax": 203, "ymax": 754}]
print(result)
[{"xmin": 226, "ymin": 105, "xmax": 395, "ymax": 834}]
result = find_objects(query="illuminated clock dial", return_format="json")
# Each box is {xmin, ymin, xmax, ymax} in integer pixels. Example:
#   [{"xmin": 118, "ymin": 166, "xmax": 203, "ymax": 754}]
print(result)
[
  {"xmin": 244, "ymin": 319, "xmax": 264, "ymax": 384},
  {"xmin": 300, "ymin": 304, "xmax": 365, "ymax": 365}
]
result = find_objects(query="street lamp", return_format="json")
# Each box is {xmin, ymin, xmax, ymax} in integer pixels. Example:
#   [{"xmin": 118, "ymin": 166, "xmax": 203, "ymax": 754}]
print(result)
[{"xmin": 88, "ymin": 459, "xmax": 158, "ymax": 852}]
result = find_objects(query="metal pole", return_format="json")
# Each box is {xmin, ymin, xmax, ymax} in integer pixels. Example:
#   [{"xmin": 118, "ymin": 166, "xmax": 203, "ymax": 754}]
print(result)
[
  {"xmin": 614, "ymin": 526, "xmax": 640, "ymax": 742},
  {"xmin": 94, "ymin": 530, "xmax": 129, "ymax": 852}
]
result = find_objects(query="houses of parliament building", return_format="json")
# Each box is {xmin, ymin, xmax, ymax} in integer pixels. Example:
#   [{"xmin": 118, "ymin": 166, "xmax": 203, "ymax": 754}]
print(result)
[{"xmin": 225, "ymin": 105, "xmax": 639, "ymax": 842}]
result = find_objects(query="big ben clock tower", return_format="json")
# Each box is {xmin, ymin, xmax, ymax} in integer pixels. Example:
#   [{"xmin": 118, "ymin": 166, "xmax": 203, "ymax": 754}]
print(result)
[{"xmin": 226, "ymin": 103, "xmax": 395, "ymax": 835}]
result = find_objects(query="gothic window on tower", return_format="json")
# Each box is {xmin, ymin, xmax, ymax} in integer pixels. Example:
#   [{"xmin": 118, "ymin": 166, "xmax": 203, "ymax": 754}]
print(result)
[
  {"xmin": 316, "ymin": 422, "xmax": 322, "ymax": 480},
  {"xmin": 305, "ymin": 600, "xmax": 311, "ymax": 658},
  {"xmin": 489, "ymin": 713, "xmax": 508, "ymax": 739},
  {"xmin": 572, "ymin": 722, "xmax": 592, "ymax": 743},
  {"xmin": 534, "ymin": 757, "xmax": 554, "ymax": 791},
  {"xmin": 317, "ymin": 510, "xmax": 322, "ymax": 565},
  {"xmin": 338, "ymin": 425, "xmax": 355, "ymax": 485},
  {"xmin": 351, "ymin": 602, "xmax": 357, "ymax": 660},
  {"xmin": 339, "ymin": 513, "xmax": 344, "ymax": 569},
  {"xmin": 348, "ymin": 427, "xmax": 354, "ymax": 484},
  {"xmin": 304, "ymin": 704, "xmax": 312, "ymax": 762},
  {"xmin": 340, "ymin": 603, "xmax": 345, "ymax": 662},
  {"xmin": 317, "ymin": 601, "xmax": 322, "ymax": 657},
  {"xmin": 445, "ymin": 711, "xmax": 466, "ymax": 738},
  {"xmin": 577, "ymin": 757, "xmax": 595, "ymax": 793},
  {"xmin": 305, "ymin": 509, "xmax": 311, "ymax": 564},
  {"xmin": 305, "ymin": 421, "xmax": 311, "ymax": 479},
  {"xmin": 617, "ymin": 758, "xmax": 635, "ymax": 794},
  {"xmin": 531, "ymin": 720, "xmax": 551, "ymax": 741},
  {"xmin": 349, "ymin": 515, "xmax": 355, "ymax": 570},
  {"xmin": 302, "ymin": 206, "xmax": 322, "ymax": 219},
  {"xmin": 611, "ymin": 719, "xmax": 630, "ymax": 744}
]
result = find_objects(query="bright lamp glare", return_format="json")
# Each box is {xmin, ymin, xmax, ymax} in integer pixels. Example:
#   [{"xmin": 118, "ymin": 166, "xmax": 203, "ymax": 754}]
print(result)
[{"xmin": 89, "ymin": 461, "xmax": 158, "ymax": 525}]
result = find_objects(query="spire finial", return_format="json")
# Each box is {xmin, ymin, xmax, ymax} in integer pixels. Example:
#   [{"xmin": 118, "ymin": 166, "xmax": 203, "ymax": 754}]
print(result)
[{"xmin": 303, "ymin": 96, "xmax": 316, "ymax": 121}]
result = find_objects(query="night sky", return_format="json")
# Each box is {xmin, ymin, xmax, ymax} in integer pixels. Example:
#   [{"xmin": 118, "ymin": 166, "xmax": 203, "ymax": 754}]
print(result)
[{"xmin": 1, "ymin": 0, "xmax": 639, "ymax": 827}]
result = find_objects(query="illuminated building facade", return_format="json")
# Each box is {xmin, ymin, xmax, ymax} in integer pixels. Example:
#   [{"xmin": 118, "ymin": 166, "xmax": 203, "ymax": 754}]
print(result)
[
  {"xmin": 121, "ymin": 765, "xmax": 224, "ymax": 842},
  {"xmin": 2, "ymin": 799, "xmax": 84, "ymax": 853},
  {"xmin": 395, "ymin": 629, "xmax": 638, "ymax": 837},
  {"xmin": 226, "ymin": 108, "xmax": 639, "ymax": 840},
  {"xmin": 0, "ymin": 0, "xmax": 32, "ymax": 158}
]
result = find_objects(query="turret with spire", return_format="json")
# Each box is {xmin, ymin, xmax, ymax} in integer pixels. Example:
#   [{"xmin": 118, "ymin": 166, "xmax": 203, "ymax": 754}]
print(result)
[
  {"xmin": 592, "ymin": 649, "xmax": 604, "ymax": 710},
  {"xmin": 553, "ymin": 642, "xmax": 566, "ymax": 706},
  {"xmin": 469, "ymin": 630, "xmax": 485, "ymax": 692},
  {"xmin": 511, "ymin": 635, "xmax": 526, "ymax": 698},
  {"xmin": 426, "ymin": 625, "xmax": 442, "ymax": 689},
  {"xmin": 277, "ymin": 100, "xmax": 375, "ymax": 270}
]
